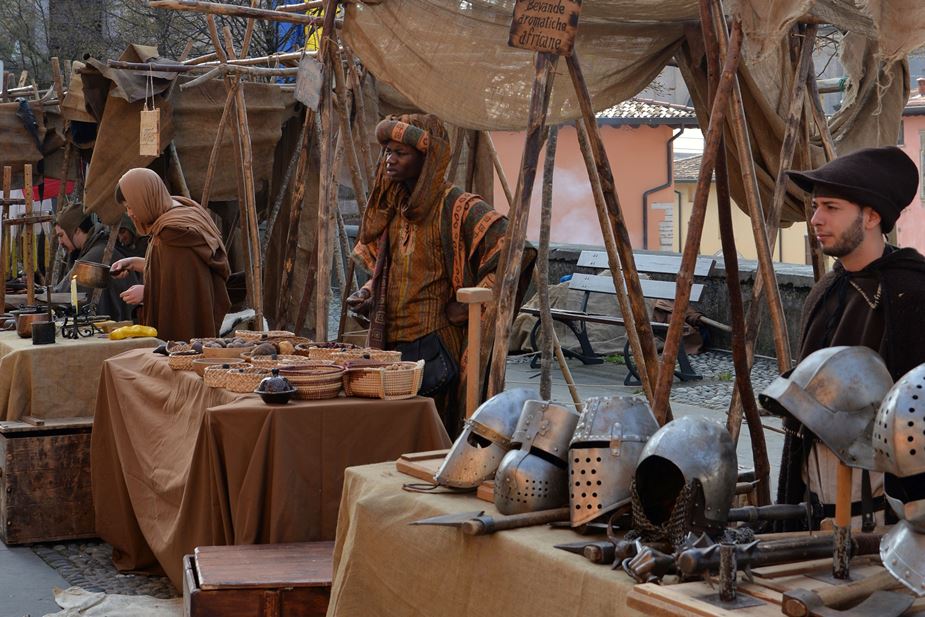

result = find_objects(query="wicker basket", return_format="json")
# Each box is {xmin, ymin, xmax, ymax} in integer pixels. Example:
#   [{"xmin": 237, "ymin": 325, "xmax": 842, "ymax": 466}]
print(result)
[
  {"xmin": 280, "ymin": 365, "xmax": 346, "ymax": 400},
  {"xmin": 234, "ymin": 329, "xmax": 295, "ymax": 341},
  {"xmin": 330, "ymin": 349, "xmax": 403, "ymax": 365},
  {"xmin": 247, "ymin": 354, "xmax": 314, "ymax": 369},
  {"xmin": 343, "ymin": 360, "xmax": 424, "ymax": 400},
  {"xmin": 224, "ymin": 366, "xmax": 273, "ymax": 393},
  {"xmin": 168, "ymin": 351, "xmax": 202, "ymax": 371},
  {"xmin": 202, "ymin": 362, "xmax": 248, "ymax": 387},
  {"xmin": 202, "ymin": 344, "xmax": 254, "ymax": 359},
  {"xmin": 166, "ymin": 341, "xmax": 193, "ymax": 353},
  {"xmin": 294, "ymin": 345, "xmax": 353, "ymax": 362}
]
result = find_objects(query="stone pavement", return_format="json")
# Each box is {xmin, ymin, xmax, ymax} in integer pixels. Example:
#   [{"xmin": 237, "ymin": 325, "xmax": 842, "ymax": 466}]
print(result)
[{"xmin": 1, "ymin": 349, "xmax": 784, "ymax": 617}]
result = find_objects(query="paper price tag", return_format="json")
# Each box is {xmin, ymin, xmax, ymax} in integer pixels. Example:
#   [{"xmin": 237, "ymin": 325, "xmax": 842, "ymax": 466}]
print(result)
[{"xmin": 139, "ymin": 107, "xmax": 161, "ymax": 156}]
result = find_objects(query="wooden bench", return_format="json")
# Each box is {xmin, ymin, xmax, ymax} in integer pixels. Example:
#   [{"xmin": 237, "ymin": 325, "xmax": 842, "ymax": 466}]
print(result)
[{"xmin": 521, "ymin": 251, "xmax": 715, "ymax": 386}]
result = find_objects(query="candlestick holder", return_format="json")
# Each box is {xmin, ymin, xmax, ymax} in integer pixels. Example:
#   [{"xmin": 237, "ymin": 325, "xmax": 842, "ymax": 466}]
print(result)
[{"xmin": 60, "ymin": 304, "xmax": 101, "ymax": 339}]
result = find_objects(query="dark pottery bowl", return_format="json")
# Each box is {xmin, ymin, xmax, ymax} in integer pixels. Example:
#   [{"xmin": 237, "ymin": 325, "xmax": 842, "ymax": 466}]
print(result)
[{"xmin": 254, "ymin": 388, "xmax": 297, "ymax": 405}]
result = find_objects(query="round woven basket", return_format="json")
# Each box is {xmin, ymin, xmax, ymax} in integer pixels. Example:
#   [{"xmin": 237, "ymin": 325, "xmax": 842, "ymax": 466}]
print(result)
[
  {"xmin": 203, "ymin": 344, "xmax": 254, "ymax": 359},
  {"xmin": 247, "ymin": 354, "xmax": 314, "ymax": 369},
  {"xmin": 280, "ymin": 365, "xmax": 346, "ymax": 400},
  {"xmin": 203, "ymin": 362, "xmax": 248, "ymax": 388},
  {"xmin": 168, "ymin": 351, "xmax": 202, "ymax": 371},
  {"xmin": 234, "ymin": 329, "xmax": 295, "ymax": 341},
  {"xmin": 224, "ymin": 366, "xmax": 273, "ymax": 393},
  {"xmin": 331, "ymin": 349, "xmax": 403, "ymax": 365},
  {"xmin": 343, "ymin": 360, "xmax": 424, "ymax": 400}
]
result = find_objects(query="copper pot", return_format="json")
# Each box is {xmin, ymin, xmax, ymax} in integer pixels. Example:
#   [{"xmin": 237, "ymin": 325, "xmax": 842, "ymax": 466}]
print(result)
[
  {"xmin": 73, "ymin": 260, "xmax": 111, "ymax": 289},
  {"xmin": 11, "ymin": 309, "xmax": 50, "ymax": 339}
]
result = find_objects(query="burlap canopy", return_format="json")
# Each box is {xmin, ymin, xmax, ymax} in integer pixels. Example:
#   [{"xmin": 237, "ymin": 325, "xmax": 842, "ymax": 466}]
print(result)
[{"xmin": 343, "ymin": 0, "xmax": 925, "ymax": 224}]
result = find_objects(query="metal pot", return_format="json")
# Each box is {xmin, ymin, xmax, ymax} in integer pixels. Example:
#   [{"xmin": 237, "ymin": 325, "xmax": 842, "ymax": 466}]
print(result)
[
  {"xmin": 73, "ymin": 260, "xmax": 111, "ymax": 289},
  {"xmin": 12, "ymin": 309, "xmax": 50, "ymax": 339}
]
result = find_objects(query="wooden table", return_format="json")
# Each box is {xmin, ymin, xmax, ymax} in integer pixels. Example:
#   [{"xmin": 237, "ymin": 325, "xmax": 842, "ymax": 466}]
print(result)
[
  {"xmin": 328, "ymin": 461, "xmax": 646, "ymax": 617},
  {"xmin": 0, "ymin": 329, "xmax": 158, "ymax": 421},
  {"xmin": 627, "ymin": 557, "xmax": 925, "ymax": 616},
  {"xmin": 92, "ymin": 349, "xmax": 451, "ymax": 589}
]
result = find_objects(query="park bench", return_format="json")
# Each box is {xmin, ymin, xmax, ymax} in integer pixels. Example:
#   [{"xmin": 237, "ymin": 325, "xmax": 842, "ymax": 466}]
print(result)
[{"xmin": 521, "ymin": 250, "xmax": 716, "ymax": 386}]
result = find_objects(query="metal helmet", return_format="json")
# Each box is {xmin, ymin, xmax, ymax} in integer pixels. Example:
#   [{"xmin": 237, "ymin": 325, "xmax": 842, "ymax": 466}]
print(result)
[
  {"xmin": 494, "ymin": 400, "xmax": 580, "ymax": 515},
  {"xmin": 873, "ymin": 363, "xmax": 925, "ymax": 478},
  {"xmin": 434, "ymin": 388, "xmax": 539, "ymax": 488},
  {"xmin": 568, "ymin": 396, "xmax": 659, "ymax": 527},
  {"xmin": 511, "ymin": 400, "xmax": 580, "ymax": 462},
  {"xmin": 759, "ymin": 346, "xmax": 893, "ymax": 469},
  {"xmin": 880, "ymin": 520, "xmax": 925, "ymax": 596},
  {"xmin": 635, "ymin": 416, "xmax": 737, "ymax": 533},
  {"xmin": 494, "ymin": 449, "xmax": 570, "ymax": 515}
]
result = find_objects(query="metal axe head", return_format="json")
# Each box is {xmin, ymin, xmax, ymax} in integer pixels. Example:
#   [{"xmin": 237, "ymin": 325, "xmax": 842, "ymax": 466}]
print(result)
[
  {"xmin": 784, "ymin": 590, "xmax": 913, "ymax": 617},
  {"xmin": 409, "ymin": 511, "xmax": 485, "ymax": 527}
]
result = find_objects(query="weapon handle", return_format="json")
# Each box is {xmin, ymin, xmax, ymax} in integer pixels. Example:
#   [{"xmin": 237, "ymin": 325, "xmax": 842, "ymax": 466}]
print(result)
[{"xmin": 461, "ymin": 507, "xmax": 570, "ymax": 535}]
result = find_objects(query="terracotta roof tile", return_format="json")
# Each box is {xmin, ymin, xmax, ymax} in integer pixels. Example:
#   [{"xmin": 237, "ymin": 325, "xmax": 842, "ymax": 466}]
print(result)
[
  {"xmin": 673, "ymin": 154, "xmax": 709, "ymax": 182},
  {"xmin": 596, "ymin": 97, "xmax": 697, "ymax": 126}
]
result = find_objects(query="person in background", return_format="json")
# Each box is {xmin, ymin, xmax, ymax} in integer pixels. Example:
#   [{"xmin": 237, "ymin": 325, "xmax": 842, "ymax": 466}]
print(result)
[
  {"xmin": 53, "ymin": 204, "xmax": 138, "ymax": 321},
  {"xmin": 116, "ymin": 213, "xmax": 148, "ymax": 259},
  {"xmin": 110, "ymin": 168, "xmax": 230, "ymax": 341}
]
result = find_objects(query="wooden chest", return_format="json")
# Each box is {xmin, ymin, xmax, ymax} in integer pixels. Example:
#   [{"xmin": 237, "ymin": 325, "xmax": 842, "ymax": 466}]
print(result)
[
  {"xmin": 183, "ymin": 542, "xmax": 334, "ymax": 617},
  {"xmin": 0, "ymin": 416, "xmax": 95, "ymax": 545}
]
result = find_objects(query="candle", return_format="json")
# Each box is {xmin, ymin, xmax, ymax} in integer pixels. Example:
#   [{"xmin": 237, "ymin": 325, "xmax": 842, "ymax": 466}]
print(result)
[{"xmin": 70, "ymin": 275, "xmax": 78, "ymax": 311}]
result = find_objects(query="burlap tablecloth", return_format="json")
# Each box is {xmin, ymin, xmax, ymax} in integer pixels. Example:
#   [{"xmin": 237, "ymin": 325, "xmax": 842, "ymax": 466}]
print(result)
[
  {"xmin": 91, "ymin": 348, "xmax": 450, "ymax": 588},
  {"xmin": 328, "ymin": 462, "xmax": 644, "ymax": 617},
  {"xmin": 0, "ymin": 330, "xmax": 158, "ymax": 421}
]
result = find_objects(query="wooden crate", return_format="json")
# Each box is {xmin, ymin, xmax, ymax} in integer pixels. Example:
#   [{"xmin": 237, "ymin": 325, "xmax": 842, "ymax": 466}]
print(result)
[
  {"xmin": 0, "ymin": 416, "xmax": 95, "ymax": 545},
  {"xmin": 183, "ymin": 542, "xmax": 334, "ymax": 617}
]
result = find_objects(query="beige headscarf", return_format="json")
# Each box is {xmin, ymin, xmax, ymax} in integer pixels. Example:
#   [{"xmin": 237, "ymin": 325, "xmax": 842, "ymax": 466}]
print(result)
[{"xmin": 116, "ymin": 168, "xmax": 223, "ymax": 255}]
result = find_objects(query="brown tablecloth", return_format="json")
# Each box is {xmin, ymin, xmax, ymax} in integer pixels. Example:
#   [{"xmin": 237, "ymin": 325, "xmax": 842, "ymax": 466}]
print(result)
[
  {"xmin": 91, "ymin": 348, "xmax": 450, "ymax": 588},
  {"xmin": 0, "ymin": 330, "xmax": 158, "ymax": 420},
  {"xmin": 328, "ymin": 463, "xmax": 645, "ymax": 617}
]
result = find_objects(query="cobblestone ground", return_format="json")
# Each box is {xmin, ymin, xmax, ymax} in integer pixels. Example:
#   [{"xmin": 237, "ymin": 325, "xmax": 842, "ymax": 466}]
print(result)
[
  {"xmin": 32, "ymin": 541, "xmax": 178, "ymax": 598},
  {"xmin": 30, "ymin": 348, "xmax": 776, "ymax": 597}
]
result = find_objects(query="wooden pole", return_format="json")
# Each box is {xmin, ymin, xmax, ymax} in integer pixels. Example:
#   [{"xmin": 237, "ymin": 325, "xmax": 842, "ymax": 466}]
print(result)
[
  {"xmin": 106, "ymin": 59, "xmax": 298, "ymax": 78},
  {"xmin": 330, "ymin": 40, "xmax": 368, "ymax": 207},
  {"xmin": 166, "ymin": 141, "xmax": 191, "ymax": 199},
  {"xmin": 801, "ymin": 102, "xmax": 826, "ymax": 280},
  {"xmin": 710, "ymin": 0, "xmax": 792, "ymax": 373},
  {"xmin": 23, "ymin": 165, "xmax": 35, "ymax": 307},
  {"xmin": 345, "ymin": 55, "xmax": 374, "ymax": 184},
  {"xmin": 695, "ymin": 0, "xmax": 771, "ymax": 505},
  {"xmin": 276, "ymin": 110, "xmax": 317, "ymax": 323},
  {"xmin": 199, "ymin": 91, "xmax": 234, "ymax": 210},
  {"xmin": 313, "ymin": 0, "xmax": 341, "ymax": 341},
  {"xmin": 651, "ymin": 19, "xmax": 743, "ymax": 420},
  {"xmin": 1, "ymin": 167, "xmax": 9, "ymax": 310},
  {"xmin": 262, "ymin": 116, "xmax": 309, "ymax": 262},
  {"xmin": 806, "ymin": 70, "xmax": 837, "ymax": 161},
  {"xmin": 149, "ymin": 0, "xmax": 336, "ymax": 27},
  {"xmin": 484, "ymin": 131, "xmax": 515, "ymax": 210},
  {"xmin": 537, "ymin": 126, "xmax": 558, "ymax": 399},
  {"xmin": 458, "ymin": 287, "xmax": 493, "ymax": 418},
  {"xmin": 486, "ymin": 51, "xmax": 559, "ymax": 397},
  {"xmin": 565, "ymin": 52, "xmax": 663, "ymax": 416}
]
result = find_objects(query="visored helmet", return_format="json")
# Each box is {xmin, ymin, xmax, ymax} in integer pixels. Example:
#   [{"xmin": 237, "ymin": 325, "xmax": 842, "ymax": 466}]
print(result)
[
  {"xmin": 568, "ymin": 396, "xmax": 658, "ymax": 527},
  {"xmin": 759, "ymin": 346, "xmax": 893, "ymax": 469},
  {"xmin": 434, "ymin": 388, "xmax": 538, "ymax": 488},
  {"xmin": 495, "ymin": 400, "xmax": 580, "ymax": 515},
  {"xmin": 634, "ymin": 416, "xmax": 736, "ymax": 534}
]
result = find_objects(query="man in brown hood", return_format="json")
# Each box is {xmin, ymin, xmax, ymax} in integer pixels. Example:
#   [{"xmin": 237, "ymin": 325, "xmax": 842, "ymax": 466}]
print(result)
[
  {"xmin": 54, "ymin": 205, "xmax": 139, "ymax": 321},
  {"xmin": 776, "ymin": 146, "xmax": 925, "ymax": 528}
]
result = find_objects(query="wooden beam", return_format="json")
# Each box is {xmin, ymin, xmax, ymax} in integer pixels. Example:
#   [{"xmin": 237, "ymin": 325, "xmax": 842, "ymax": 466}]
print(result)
[
  {"xmin": 23, "ymin": 165, "xmax": 35, "ymax": 307},
  {"xmin": 487, "ymin": 52, "xmax": 559, "ymax": 397},
  {"xmin": 148, "ymin": 0, "xmax": 340, "ymax": 27},
  {"xmin": 1, "ymin": 167, "xmax": 10, "ymax": 309},
  {"xmin": 537, "ymin": 126, "xmax": 558, "ymax": 400},
  {"xmin": 566, "ymin": 51, "xmax": 664, "ymax": 416}
]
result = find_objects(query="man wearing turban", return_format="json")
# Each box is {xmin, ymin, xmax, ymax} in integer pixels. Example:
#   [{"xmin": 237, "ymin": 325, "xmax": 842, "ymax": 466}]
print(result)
[{"xmin": 348, "ymin": 114, "xmax": 534, "ymax": 436}]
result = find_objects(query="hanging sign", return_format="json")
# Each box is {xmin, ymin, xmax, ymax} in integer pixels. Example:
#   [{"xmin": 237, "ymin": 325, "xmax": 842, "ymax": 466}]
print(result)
[
  {"xmin": 294, "ymin": 55, "xmax": 325, "ymax": 111},
  {"xmin": 508, "ymin": 0, "xmax": 582, "ymax": 56},
  {"xmin": 139, "ymin": 107, "xmax": 161, "ymax": 156}
]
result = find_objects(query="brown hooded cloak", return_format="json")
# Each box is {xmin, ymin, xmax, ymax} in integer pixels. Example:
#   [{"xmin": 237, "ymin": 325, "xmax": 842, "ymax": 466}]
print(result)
[{"xmin": 117, "ymin": 168, "xmax": 230, "ymax": 341}]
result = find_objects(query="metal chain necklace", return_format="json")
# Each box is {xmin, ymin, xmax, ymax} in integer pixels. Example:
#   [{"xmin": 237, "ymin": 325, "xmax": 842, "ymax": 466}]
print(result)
[{"xmin": 848, "ymin": 279, "xmax": 882, "ymax": 310}]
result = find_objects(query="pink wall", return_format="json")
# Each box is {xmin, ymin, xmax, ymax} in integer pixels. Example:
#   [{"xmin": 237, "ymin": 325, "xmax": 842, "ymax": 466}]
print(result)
[
  {"xmin": 490, "ymin": 124, "xmax": 679, "ymax": 248},
  {"xmin": 897, "ymin": 115, "xmax": 925, "ymax": 253}
]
